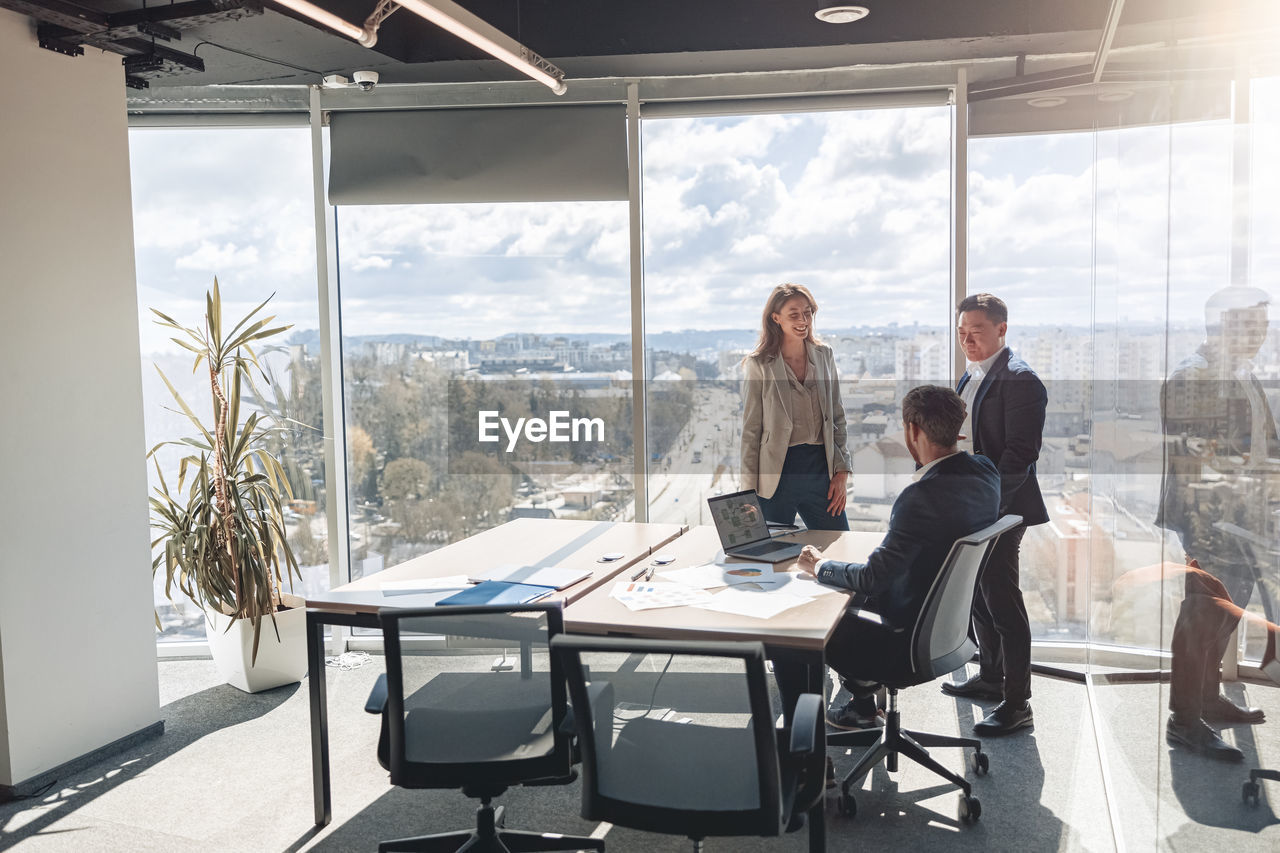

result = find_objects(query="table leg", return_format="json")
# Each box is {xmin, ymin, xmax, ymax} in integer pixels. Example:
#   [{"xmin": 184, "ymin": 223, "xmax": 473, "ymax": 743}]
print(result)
[{"xmin": 307, "ymin": 611, "xmax": 332, "ymax": 826}]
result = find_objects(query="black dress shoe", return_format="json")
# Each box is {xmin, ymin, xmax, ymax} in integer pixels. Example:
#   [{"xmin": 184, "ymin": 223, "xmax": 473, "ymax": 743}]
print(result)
[
  {"xmin": 973, "ymin": 701, "xmax": 1034, "ymax": 736},
  {"xmin": 941, "ymin": 672, "xmax": 1005, "ymax": 700},
  {"xmin": 1166, "ymin": 714, "xmax": 1244, "ymax": 762},
  {"xmin": 1201, "ymin": 694, "xmax": 1266, "ymax": 725}
]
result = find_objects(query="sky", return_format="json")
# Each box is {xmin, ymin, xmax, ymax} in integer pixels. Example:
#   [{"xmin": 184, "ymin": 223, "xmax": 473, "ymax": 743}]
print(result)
[{"xmin": 128, "ymin": 79, "xmax": 1280, "ymax": 355}]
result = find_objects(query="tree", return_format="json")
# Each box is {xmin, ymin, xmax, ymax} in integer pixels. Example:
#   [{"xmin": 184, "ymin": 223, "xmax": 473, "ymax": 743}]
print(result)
[
  {"xmin": 382, "ymin": 457, "xmax": 432, "ymax": 500},
  {"xmin": 347, "ymin": 424, "xmax": 376, "ymax": 501}
]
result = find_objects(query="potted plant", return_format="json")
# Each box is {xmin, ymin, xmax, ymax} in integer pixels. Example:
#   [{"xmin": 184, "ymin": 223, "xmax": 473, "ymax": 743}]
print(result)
[{"xmin": 148, "ymin": 278, "xmax": 309, "ymax": 693}]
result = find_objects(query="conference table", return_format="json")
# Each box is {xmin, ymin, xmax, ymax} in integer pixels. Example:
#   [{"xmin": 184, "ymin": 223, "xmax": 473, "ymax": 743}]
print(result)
[
  {"xmin": 304, "ymin": 517, "xmax": 883, "ymax": 853},
  {"xmin": 304, "ymin": 517, "xmax": 684, "ymax": 826}
]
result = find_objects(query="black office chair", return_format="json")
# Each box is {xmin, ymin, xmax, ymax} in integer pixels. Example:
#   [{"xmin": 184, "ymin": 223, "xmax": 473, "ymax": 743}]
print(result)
[
  {"xmin": 365, "ymin": 603, "xmax": 605, "ymax": 853},
  {"xmin": 549, "ymin": 635, "xmax": 826, "ymax": 853},
  {"xmin": 827, "ymin": 514, "xmax": 1023, "ymax": 823}
]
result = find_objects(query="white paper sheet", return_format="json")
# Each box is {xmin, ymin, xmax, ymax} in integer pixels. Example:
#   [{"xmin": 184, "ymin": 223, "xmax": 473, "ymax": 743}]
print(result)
[
  {"xmin": 609, "ymin": 581, "xmax": 714, "ymax": 611},
  {"xmin": 693, "ymin": 587, "xmax": 813, "ymax": 619},
  {"xmin": 656, "ymin": 562, "xmax": 776, "ymax": 589},
  {"xmin": 380, "ymin": 575, "xmax": 472, "ymax": 595},
  {"xmin": 750, "ymin": 573, "xmax": 842, "ymax": 598}
]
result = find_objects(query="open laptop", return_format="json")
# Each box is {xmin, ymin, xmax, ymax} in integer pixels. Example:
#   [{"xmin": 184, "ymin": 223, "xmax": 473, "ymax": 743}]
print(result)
[{"xmin": 706, "ymin": 489, "xmax": 804, "ymax": 563}]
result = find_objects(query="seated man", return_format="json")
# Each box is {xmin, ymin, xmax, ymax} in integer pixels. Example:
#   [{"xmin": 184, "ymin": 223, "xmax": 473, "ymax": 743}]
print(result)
[{"xmin": 773, "ymin": 385, "xmax": 1002, "ymax": 730}]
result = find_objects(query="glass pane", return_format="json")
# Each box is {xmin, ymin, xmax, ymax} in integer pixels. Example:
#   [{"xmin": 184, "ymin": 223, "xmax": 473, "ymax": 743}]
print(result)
[
  {"xmin": 1240, "ymin": 75, "xmax": 1280, "ymax": 667},
  {"xmin": 968, "ymin": 131, "xmax": 1095, "ymax": 643},
  {"xmin": 336, "ymin": 200, "xmax": 631, "ymax": 578},
  {"xmin": 640, "ymin": 107, "xmax": 952, "ymax": 528},
  {"xmin": 130, "ymin": 127, "xmax": 326, "ymax": 643}
]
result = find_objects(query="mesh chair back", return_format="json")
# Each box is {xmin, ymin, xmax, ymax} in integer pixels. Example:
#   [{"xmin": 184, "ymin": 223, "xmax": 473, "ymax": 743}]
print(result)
[
  {"xmin": 910, "ymin": 515, "xmax": 1023, "ymax": 679},
  {"xmin": 550, "ymin": 635, "xmax": 784, "ymax": 840},
  {"xmin": 379, "ymin": 604, "xmax": 570, "ymax": 791}
]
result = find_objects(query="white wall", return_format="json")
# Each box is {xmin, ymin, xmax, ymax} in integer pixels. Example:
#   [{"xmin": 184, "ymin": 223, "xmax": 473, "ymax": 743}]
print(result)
[{"xmin": 0, "ymin": 8, "xmax": 160, "ymax": 787}]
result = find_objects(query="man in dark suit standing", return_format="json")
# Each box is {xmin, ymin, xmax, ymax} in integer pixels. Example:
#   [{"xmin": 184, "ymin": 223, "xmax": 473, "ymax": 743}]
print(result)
[
  {"xmin": 774, "ymin": 385, "xmax": 1001, "ymax": 729},
  {"xmin": 939, "ymin": 293, "xmax": 1047, "ymax": 736}
]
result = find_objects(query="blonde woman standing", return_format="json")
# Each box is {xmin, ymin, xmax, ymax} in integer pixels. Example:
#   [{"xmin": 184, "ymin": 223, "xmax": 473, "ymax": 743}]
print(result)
[{"xmin": 741, "ymin": 284, "xmax": 851, "ymax": 530}]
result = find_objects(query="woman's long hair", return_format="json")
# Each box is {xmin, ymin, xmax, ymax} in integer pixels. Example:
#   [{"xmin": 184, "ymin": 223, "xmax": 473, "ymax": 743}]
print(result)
[{"xmin": 747, "ymin": 283, "xmax": 821, "ymax": 361}]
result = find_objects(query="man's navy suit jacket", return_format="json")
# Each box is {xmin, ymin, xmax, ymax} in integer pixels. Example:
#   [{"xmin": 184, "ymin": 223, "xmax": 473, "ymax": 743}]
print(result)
[
  {"xmin": 957, "ymin": 347, "xmax": 1049, "ymax": 526},
  {"xmin": 816, "ymin": 451, "xmax": 1000, "ymax": 627}
]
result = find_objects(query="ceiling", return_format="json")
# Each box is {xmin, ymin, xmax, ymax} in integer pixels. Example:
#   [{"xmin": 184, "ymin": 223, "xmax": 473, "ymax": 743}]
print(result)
[{"xmin": 5, "ymin": 0, "xmax": 1279, "ymax": 101}]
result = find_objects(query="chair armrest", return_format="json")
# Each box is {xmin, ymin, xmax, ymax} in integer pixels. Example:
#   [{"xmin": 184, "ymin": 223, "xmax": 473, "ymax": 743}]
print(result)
[
  {"xmin": 365, "ymin": 673, "xmax": 388, "ymax": 714},
  {"xmin": 785, "ymin": 692, "xmax": 827, "ymax": 821}
]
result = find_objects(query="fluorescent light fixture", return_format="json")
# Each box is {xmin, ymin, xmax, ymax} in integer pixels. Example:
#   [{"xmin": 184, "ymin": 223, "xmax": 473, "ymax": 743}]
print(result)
[
  {"xmin": 393, "ymin": 0, "xmax": 566, "ymax": 94},
  {"xmin": 271, "ymin": 0, "xmax": 567, "ymax": 94},
  {"xmin": 1027, "ymin": 96, "xmax": 1067, "ymax": 108},
  {"xmin": 815, "ymin": 5, "xmax": 869, "ymax": 24},
  {"xmin": 273, "ymin": 0, "xmax": 375, "ymax": 45},
  {"xmin": 1096, "ymin": 89, "xmax": 1134, "ymax": 102}
]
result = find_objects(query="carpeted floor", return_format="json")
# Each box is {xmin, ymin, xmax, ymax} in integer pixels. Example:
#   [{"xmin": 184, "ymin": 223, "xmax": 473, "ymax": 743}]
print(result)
[{"xmin": 0, "ymin": 657, "xmax": 1276, "ymax": 852}]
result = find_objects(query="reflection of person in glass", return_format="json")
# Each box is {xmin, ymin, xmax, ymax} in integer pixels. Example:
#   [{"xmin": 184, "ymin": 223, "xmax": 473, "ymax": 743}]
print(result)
[
  {"xmin": 1158, "ymin": 285, "xmax": 1275, "ymax": 760},
  {"xmin": 741, "ymin": 284, "xmax": 851, "ymax": 530}
]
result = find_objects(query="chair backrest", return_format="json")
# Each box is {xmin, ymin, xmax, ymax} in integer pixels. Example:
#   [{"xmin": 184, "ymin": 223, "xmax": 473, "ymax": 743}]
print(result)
[
  {"xmin": 549, "ymin": 634, "xmax": 790, "ymax": 840},
  {"xmin": 378, "ymin": 603, "xmax": 571, "ymax": 793},
  {"xmin": 910, "ymin": 514, "xmax": 1023, "ymax": 679}
]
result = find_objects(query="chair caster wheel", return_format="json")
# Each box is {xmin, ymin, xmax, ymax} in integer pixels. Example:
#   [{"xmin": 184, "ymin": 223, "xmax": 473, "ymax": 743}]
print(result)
[
  {"xmin": 1243, "ymin": 780, "xmax": 1260, "ymax": 806},
  {"xmin": 970, "ymin": 751, "xmax": 989, "ymax": 775},
  {"xmin": 958, "ymin": 794, "xmax": 981, "ymax": 824},
  {"xmin": 839, "ymin": 793, "xmax": 856, "ymax": 818}
]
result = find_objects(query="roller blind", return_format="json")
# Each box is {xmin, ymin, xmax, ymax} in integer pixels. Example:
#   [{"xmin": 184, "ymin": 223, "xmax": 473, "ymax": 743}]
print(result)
[{"xmin": 328, "ymin": 104, "xmax": 628, "ymax": 205}]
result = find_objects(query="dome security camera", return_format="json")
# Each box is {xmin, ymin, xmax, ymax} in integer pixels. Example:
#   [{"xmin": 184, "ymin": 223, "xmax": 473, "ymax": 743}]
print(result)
[{"xmin": 353, "ymin": 70, "xmax": 379, "ymax": 92}]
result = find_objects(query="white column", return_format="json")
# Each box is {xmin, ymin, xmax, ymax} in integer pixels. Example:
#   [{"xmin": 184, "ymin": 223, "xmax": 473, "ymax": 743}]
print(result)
[{"xmin": 0, "ymin": 8, "xmax": 161, "ymax": 792}]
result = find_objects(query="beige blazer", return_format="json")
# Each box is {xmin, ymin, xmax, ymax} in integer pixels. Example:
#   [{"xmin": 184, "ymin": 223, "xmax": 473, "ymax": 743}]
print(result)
[{"xmin": 740, "ymin": 341, "xmax": 851, "ymax": 500}]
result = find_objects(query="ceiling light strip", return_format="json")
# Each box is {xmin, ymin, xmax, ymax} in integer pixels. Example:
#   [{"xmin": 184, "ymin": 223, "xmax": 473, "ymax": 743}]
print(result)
[
  {"xmin": 393, "ymin": 0, "xmax": 566, "ymax": 94},
  {"xmin": 269, "ymin": 0, "xmax": 566, "ymax": 94},
  {"xmin": 272, "ymin": 0, "xmax": 369, "ymax": 44}
]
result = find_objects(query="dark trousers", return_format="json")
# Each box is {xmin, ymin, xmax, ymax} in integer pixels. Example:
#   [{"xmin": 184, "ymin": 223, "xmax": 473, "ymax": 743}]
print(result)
[
  {"xmin": 973, "ymin": 526, "xmax": 1032, "ymax": 703},
  {"xmin": 758, "ymin": 443, "xmax": 849, "ymax": 532},
  {"xmin": 774, "ymin": 599, "xmax": 908, "ymax": 713},
  {"xmin": 1169, "ymin": 568, "xmax": 1242, "ymax": 719}
]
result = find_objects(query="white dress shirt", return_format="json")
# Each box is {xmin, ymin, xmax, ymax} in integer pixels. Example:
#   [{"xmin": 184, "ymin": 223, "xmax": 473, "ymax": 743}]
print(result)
[{"xmin": 958, "ymin": 346, "xmax": 1006, "ymax": 454}]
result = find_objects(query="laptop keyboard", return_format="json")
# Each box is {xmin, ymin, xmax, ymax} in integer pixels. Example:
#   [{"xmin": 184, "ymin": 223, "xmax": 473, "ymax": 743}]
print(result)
[{"xmin": 737, "ymin": 541, "xmax": 792, "ymax": 556}]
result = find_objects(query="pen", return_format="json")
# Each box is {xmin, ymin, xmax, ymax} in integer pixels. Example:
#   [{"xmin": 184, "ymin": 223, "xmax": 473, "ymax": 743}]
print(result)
[{"xmin": 630, "ymin": 566, "xmax": 648, "ymax": 581}]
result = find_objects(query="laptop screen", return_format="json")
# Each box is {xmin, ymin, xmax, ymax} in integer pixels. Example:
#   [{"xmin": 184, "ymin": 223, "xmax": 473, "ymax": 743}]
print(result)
[{"xmin": 707, "ymin": 490, "xmax": 771, "ymax": 549}]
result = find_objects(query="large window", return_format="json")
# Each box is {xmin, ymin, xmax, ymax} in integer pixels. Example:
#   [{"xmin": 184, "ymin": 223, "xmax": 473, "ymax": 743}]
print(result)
[
  {"xmin": 640, "ymin": 106, "xmax": 954, "ymax": 528},
  {"xmin": 968, "ymin": 131, "xmax": 1096, "ymax": 643},
  {"xmin": 130, "ymin": 126, "xmax": 326, "ymax": 642},
  {"xmin": 335, "ymin": 201, "xmax": 631, "ymax": 577}
]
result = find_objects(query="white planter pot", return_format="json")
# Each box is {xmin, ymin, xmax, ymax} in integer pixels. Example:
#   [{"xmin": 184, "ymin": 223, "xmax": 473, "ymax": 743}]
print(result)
[{"xmin": 204, "ymin": 593, "xmax": 308, "ymax": 693}]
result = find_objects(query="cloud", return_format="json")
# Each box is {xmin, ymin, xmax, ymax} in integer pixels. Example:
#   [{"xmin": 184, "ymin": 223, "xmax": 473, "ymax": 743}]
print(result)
[
  {"xmin": 130, "ymin": 97, "xmax": 1268, "ymax": 345},
  {"xmin": 352, "ymin": 255, "xmax": 394, "ymax": 271},
  {"xmin": 174, "ymin": 240, "xmax": 260, "ymax": 271}
]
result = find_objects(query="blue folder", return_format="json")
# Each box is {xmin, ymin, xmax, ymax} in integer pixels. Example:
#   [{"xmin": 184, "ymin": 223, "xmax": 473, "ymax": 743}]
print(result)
[{"xmin": 437, "ymin": 580, "xmax": 555, "ymax": 607}]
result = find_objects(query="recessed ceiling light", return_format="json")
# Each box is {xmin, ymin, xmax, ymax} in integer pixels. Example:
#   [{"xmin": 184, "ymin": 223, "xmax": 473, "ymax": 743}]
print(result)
[
  {"xmin": 815, "ymin": 5, "xmax": 870, "ymax": 24},
  {"xmin": 1027, "ymin": 96, "xmax": 1067, "ymax": 108},
  {"xmin": 1097, "ymin": 90, "xmax": 1134, "ymax": 102}
]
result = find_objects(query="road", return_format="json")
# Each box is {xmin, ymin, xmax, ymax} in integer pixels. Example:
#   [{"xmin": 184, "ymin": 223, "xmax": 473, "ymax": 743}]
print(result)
[{"xmin": 622, "ymin": 383, "xmax": 743, "ymax": 526}]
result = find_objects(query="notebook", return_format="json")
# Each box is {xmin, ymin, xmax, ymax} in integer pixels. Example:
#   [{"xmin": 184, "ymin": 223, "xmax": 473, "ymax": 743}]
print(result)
[
  {"xmin": 468, "ymin": 564, "xmax": 591, "ymax": 590},
  {"xmin": 706, "ymin": 489, "xmax": 803, "ymax": 563},
  {"xmin": 437, "ymin": 580, "xmax": 555, "ymax": 607}
]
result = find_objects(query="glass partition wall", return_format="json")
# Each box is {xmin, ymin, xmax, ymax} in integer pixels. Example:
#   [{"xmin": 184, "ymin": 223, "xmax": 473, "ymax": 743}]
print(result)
[{"xmin": 129, "ymin": 64, "xmax": 1280, "ymax": 851}]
